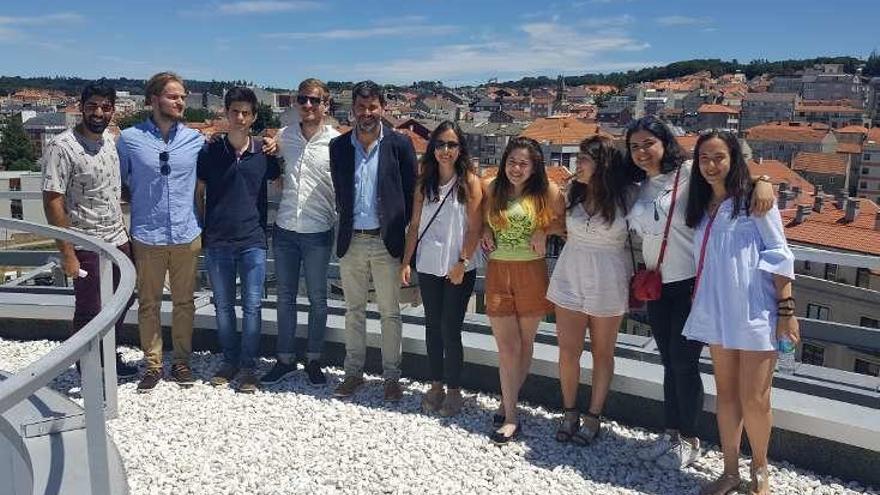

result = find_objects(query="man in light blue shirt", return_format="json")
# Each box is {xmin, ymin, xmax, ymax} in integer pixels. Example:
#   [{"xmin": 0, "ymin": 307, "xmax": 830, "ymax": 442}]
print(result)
[
  {"xmin": 351, "ymin": 124, "xmax": 383, "ymax": 230},
  {"xmin": 117, "ymin": 71, "xmax": 204, "ymax": 393}
]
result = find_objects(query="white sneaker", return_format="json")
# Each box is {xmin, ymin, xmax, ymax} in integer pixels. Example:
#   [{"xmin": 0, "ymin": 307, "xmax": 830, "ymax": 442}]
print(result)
[
  {"xmin": 637, "ymin": 432, "xmax": 678, "ymax": 461},
  {"xmin": 657, "ymin": 437, "xmax": 701, "ymax": 470}
]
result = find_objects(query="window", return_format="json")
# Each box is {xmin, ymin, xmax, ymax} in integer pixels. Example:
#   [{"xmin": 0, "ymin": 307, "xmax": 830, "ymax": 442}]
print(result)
[
  {"xmin": 856, "ymin": 268, "xmax": 871, "ymax": 288},
  {"xmin": 863, "ymin": 168, "xmax": 871, "ymax": 175},
  {"xmin": 860, "ymin": 316, "xmax": 879, "ymax": 328},
  {"xmin": 806, "ymin": 303, "xmax": 831, "ymax": 320},
  {"xmin": 854, "ymin": 359, "xmax": 880, "ymax": 377},
  {"xmin": 865, "ymin": 154, "xmax": 872, "ymax": 161},
  {"xmin": 803, "ymin": 260, "xmax": 812, "ymax": 270},
  {"xmin": 801, "ymin": 342, "xmax": 825, "ymax": 366},
  {"xmin": 824, "ymin": 263, "xmax": 838, "ymax": 281}
]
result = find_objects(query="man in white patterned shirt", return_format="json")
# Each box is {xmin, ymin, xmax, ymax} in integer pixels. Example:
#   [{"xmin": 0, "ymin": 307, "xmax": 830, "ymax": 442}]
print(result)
[
  {"xmin": 260, "ymin": 78, "xmax": 340, "ymax": 387},
  {"xmin": 41, "ymin": 80, "xmax": 138, "ymax": 378}
]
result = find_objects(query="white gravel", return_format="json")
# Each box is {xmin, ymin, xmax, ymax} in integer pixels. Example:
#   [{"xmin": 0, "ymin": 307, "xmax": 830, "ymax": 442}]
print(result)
[{"xmin": 1, "ymin": 338, "xmax": 877, "ymax": 495}]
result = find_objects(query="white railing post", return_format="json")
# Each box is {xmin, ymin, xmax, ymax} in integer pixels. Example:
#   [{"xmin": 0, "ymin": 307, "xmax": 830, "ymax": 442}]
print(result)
[
  {"xmin": 99, "ymin": 252, "xmax": 119, "ymax": 419},
  {"xmin": 80, "ymin": 337, "xmax": 111, "ymax": 495}
]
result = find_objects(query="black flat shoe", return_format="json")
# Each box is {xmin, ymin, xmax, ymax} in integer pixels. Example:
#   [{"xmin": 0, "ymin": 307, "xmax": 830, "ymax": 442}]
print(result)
[
  {"xmin": 492, "ymin": 413, "xmax": 505, "ymax": 428},
  {"xmin": 490, "ymin": 422, "xmax": 521, "ymax": 445}
]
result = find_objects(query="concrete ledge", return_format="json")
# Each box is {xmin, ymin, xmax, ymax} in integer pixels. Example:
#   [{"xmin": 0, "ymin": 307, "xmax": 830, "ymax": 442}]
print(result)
[{"xmin": 2, "ymin": 296, "xmax": 879, "ymax": 486}]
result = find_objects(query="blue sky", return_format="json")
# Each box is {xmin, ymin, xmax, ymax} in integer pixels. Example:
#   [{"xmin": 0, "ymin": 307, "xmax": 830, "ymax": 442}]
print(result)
[{"xmin": 0, "ymin": 0, "xmax": 878, "ymax": 88}]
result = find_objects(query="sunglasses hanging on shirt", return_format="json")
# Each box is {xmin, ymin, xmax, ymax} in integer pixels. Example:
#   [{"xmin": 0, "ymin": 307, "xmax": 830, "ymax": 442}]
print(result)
[{"xmin": 159, "ymin": 151, "xmax": 170, "ymax": 176}]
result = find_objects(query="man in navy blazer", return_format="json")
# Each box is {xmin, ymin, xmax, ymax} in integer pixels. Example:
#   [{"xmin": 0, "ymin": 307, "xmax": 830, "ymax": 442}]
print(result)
[{"xmin": 329, "ymin": 80, "xmax": 417, "ymax": 401}]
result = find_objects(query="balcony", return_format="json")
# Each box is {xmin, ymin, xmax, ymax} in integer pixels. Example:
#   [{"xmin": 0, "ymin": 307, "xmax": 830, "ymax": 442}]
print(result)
[{"xmin": 0, "ymin": 217, "xmax": 878, "ymax": 494}]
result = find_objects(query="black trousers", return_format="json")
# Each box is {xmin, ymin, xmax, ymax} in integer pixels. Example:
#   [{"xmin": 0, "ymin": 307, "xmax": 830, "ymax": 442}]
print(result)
[
  {"xmin": 646, "ymin": 277, "xmax": 704, "ymax": 439},
  {"xmin": 418, "ymin": 270, "xmax": 477, "ymax": 388}
]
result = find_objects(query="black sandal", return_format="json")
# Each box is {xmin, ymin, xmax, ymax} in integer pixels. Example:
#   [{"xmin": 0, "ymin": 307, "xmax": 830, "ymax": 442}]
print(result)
[
  {"xmin": 492, "ymin": 397, "xmax": 505, "ymax": 427},
  {"xmin": 571, "ymin": 411, "xmax": 601, "ymax": 446},
  {"xmin": 490, "ymin": 421, "xmax": 522, "ymax": 445},
  {"xmin": 555, "ymin": 408, "xmax": 581, "ymax": 443}
]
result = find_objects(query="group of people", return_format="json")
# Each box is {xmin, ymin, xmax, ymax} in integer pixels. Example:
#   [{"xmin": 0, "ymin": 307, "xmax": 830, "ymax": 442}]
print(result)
[{"xmin": 41, "ymin": 72, "xmax": 799, "ymax": 495}]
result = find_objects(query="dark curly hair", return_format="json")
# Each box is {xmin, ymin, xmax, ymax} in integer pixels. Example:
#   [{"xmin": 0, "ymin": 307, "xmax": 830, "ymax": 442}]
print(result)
[
  {"xmin": 623, "ymin": 116, "xmax": 687, "ymax": 184},
  {"xmin": 567, "ymin": 135, "xmax": 628, "ymax": 225}
]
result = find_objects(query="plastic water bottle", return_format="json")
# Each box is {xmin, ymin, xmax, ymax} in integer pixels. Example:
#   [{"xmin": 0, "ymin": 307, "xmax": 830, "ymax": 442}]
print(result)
[{"xmin": 777, "ymin": 337, "xmax": 797, "ymax": 374}]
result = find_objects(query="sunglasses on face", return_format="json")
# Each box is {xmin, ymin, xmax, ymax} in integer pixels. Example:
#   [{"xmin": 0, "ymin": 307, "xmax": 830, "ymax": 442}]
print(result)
[
  {"xmin": 435, "ymin": 141, "xmax": 460, "ymax": 151},
  {"xmin": 296, "ymin": 95, "xmax": 323, "ymax": 106},
  {"xmin": 159, "ymin": 151, "xmax": 170, "ymax": 176},
  {"xmin": 84, "ymin": 103, "xmax": 114, "ymax": 113}
]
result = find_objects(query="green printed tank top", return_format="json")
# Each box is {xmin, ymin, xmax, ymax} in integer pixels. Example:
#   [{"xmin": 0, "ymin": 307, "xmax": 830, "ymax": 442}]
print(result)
[{"xmin": 489, "ymin": 197, "xmax": 541, "ymax": 261}]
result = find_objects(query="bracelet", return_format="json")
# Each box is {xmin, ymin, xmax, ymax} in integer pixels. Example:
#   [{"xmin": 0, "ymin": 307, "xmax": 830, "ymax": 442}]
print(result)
[
  {"xmin": 777, "ymin": 296, "xmax": 795, "ymax": 304},
  {"xmin": 756, "ymin": 175, "xmax": 771, "ymax": 183},
  {"xmin": 777, "ymin": 310, "xmax": 795, "ymax": 316}
]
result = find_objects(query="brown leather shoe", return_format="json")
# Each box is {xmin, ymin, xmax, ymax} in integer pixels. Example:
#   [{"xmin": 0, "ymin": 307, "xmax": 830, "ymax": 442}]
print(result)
[
  {"xmin": 383, "ymin": 379, "xmax": 403, "ymax": 402},
  {"xmin": 171, "ymin": 363, "xmax": 195, "ymax": 388},
  {"xmin": 210, "ymin": 363, "xmax": 239, "ymax": 387},
  {"xmin": 422, "ymin": 383, "xmax": 445, "ymax": 412},
  {"xmin": 237, "ymin": 369, "xmax": 259, "ymax": 394},
  {"xmin": 333, "ymin": 375, "xmax": 365, "ymax": 398},
  {"xmin": 438, "ymin": 388, "xmax": 463, "ymax": 417},
  {"xmin": 136, "ymin": 368, "xmax": 162, "ymax": 393}
]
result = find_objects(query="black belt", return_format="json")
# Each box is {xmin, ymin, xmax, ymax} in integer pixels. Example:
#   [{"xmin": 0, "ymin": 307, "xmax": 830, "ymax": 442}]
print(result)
[{"xmin": 353, "ymin": 228, "xmax": 381, "ymax": 235}]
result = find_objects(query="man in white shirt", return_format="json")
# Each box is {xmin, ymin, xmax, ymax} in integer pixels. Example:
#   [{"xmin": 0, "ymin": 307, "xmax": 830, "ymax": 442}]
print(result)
[{"xmin": 261, "ymin": 78, "xmax": 339, "ymax": 387}]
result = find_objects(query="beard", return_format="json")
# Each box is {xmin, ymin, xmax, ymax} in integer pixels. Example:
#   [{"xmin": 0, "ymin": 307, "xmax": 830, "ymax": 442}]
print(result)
[
  {"xmin": 84, "ymin": 119, "xmax": 109, "ymax": 134},
  {"xmin": 158, "ymin": 106, "xmax": 184, "ymax": 122},
  {"xmin": 357, "ymin": 117, "xmax": 379, "ymax": 134}
]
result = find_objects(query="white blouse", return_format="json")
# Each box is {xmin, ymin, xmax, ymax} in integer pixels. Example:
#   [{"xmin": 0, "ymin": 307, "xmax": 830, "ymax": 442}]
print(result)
[
  {"xmin": 416, "ymin": 178, "xmax": 475, "ymax": 276},
  {"xmin": 627, "ymin": 161, "xmax": 696, "ymax": 284},
  {"xmin": 683, "ymin": 201, "xmax": 795, "ymax": 351}
]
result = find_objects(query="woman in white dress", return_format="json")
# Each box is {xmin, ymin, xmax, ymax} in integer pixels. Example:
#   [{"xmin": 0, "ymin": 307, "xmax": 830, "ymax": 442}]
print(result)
[
  {"xmin": 683, "ymin": 130, "xmax": 798, "ymax": 495},
  {"xmin": 546, "ymin": 135, "xmax": 631, "ymax": 444}
]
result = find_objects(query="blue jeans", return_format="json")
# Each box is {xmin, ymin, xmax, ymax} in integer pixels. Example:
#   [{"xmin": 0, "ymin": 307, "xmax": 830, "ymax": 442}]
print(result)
[
  {"xmin": 205, "ymin": 246, "xmax": 267, "ymax": 369},
  {"xmin": 273, "ymin": 226, "xmax": 333, "ymax": 362}
]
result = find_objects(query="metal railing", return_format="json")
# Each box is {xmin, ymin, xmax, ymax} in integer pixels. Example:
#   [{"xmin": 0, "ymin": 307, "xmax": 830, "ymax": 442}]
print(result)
[{"xmin": 0, "ymin": 218, "xmax": 135, "ymax": 495}]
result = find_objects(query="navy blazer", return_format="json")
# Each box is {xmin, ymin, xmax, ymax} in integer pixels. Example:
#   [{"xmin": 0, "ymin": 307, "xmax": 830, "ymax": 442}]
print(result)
[{"xmin": 329, "ymin": 125, "xmax": 417, "ymax": 259}]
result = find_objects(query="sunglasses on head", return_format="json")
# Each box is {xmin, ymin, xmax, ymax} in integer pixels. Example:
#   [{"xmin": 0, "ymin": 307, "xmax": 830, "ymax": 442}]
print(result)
[
  {"xmin": 159, "ymin": 151, "xmax": 170, "ymax": 176},
  {"xmin": 296, "ymin": 95, "xmax": 323, "ymax": 106}
]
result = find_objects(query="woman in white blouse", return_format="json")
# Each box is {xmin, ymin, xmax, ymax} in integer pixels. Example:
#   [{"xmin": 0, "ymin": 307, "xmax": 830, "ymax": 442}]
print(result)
[
  {"xmin": 683, "ymin": 130, "xmax": 798, "ymax": 495},
  {"xmin": 546, "ymin": 135, "xmax": 631, "ymax": 444},
  {"xmin": 401, "ymin": 121, "xmax": 483, "ymax": 417}
]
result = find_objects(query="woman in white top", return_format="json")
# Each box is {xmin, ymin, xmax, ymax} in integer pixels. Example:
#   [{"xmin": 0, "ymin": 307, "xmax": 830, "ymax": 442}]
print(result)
[
  {"xmin": 546, "ymin": 135, "xmax": 631, "ymax": 444},
  {"xmin": 401, "ymin": 121, "xmax": 483, "ymax": 417},
  {"xmin": 683, "ymin": 131, "xmax": 797, "ymax": 495},
  {"xmin": 624, "ymin": 117, "xmax": 775, "ymax": 471}
]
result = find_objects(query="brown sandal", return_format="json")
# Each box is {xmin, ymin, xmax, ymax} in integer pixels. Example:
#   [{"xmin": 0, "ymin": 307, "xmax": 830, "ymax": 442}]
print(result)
[
  {"xmin": 699, "ymin": 473, "xmax": 742, "ymax": 495},
  {"xmin": 555, "ymin": 408, "xmax": 580, "ymax": 442},
  {"xmin": 571, "ymin": 411, "xmax": 600, "ymax": 445}
]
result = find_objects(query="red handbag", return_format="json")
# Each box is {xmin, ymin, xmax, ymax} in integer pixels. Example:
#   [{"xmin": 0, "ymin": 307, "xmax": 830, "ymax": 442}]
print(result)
[{"xmin": 630, "ymin": 166, "xmax": 682, "ymax": 304}]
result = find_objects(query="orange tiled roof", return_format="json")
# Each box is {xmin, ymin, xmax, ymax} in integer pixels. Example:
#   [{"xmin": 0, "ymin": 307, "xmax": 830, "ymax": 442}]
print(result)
[
  {"xmin": 836, "ymin": 142, "xmax": 863, "ymax": 154},
  {"xmin": 792, "ymin": 152, "xmax": 848, "ymax": 176},
  {"xmin": 745, "ymin": 122, "xmax": 831, "ymax": 143},
  {"xmin": 781, "ymin": 197, "xmax": 880, "ymax": 256},
  {"xmin": 796, "ymin": 104, "xmax": 863, "ymax": 114},
  {"xmin": 747, "ymin": 159, "xmax": 814, "ymax": 196},
  {"xmin": 697, "ymin": 104, "xmax": 739, "ymax": 114},
  {"xmin": 394, "ymin": 128, "xmax": 428, "ymax": 155},
  {"xmin": 520, "ymin": 116, "xmax": 603, "ymax": 145},
  {"xmin": 676, "ymin": 135, "xmax": 699, "ymax": 157},
  {"xmin": 835, "ymin": 125, "xmax": 870, "ymax": 135},
  {"xmin": 584, "ymin": 85, "xmax": 618, "ymax": 95}
]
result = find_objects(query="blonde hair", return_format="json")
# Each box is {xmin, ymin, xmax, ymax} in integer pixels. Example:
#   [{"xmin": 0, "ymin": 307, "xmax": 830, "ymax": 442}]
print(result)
[{"xmin": 145, "ymin": 71, "xmax": 185, "ymax": 102}]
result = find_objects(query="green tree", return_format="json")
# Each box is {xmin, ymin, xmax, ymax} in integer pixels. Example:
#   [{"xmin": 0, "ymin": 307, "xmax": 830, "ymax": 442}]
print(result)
[
  {"xmin": 0, "ymin": 115, "xmax": 36, "ymax": 170},
  {"xmin": 252, "ymin": 103, "xmax": 280, "ymax": 134},
  {"xmin": 184, "ymin": 107, "xmax": 215, "ymax": 122},
  {"xmin": 866, "ymin": 49, "xmax": 880, "ymax": 77},
  {"xmin": 115, "ymin": 110, "xmax": 151, "ymax": 130}
]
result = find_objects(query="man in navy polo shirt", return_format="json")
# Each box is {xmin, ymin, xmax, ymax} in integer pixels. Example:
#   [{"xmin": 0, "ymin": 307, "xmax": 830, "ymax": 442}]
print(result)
[{"xmin": 196, "ymin": 87, "xmax": 280, "ymax": 393}]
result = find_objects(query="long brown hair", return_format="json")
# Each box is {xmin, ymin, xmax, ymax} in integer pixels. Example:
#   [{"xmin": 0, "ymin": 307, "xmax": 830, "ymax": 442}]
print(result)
[
  {"xmin": 567, "ymin": 135, "xmax": 628, "ymax": 224},
  {"xmin": 488, "ymin": 136, "xmax": 554, "ymax": 229}
]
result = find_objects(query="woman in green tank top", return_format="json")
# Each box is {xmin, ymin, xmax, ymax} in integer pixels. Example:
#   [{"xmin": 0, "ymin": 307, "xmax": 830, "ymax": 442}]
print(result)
[{"xmin": 481, "ymin": 136, "xmax": 564, "ymax": 444}]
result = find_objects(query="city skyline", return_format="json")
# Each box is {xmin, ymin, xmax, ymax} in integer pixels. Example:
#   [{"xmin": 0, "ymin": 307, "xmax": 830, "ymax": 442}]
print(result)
[{"xmin": 1, "ymin": 1, "xmax": 878, "ymax": 87}]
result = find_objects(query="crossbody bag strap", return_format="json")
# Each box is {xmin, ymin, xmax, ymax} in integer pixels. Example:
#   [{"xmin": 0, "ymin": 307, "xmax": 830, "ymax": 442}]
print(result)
[
  {"xmin": 655, "ymin": 165, "xmax": 682, "ymax": 268},
  {"xmin": 693, "ymin": 208, "xmax": 718, "ymax": 296},
  {"xmin": 417, "ymin": 180, "xmax": 456, "ymax": 245}
]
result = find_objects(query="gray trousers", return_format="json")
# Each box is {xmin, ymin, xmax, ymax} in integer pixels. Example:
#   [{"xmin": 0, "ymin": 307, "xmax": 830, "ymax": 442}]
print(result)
[{"xmin": 339, "ymin": 233, "xmax": 403, "ymax": 380}]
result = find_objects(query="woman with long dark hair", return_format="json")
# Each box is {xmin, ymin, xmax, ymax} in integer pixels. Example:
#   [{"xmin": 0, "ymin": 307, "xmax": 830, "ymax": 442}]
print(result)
[
  {"xmin": 482, "ymin": 136, "xmax": 564, "ymax": 444},
  {"xmin": 546, "ymin": 135, "xmax": 631, "ymax": 444},
  {"xmin": 683, "ymin": 131, "xmax": 796, "ymax": 495},
  {"xmin": 624, "ymin": 117, "xmax": 775, "ymax": 470},
  {"xmin": 401, "ymin": 121, "xmax": 482, "ymax": 417}
]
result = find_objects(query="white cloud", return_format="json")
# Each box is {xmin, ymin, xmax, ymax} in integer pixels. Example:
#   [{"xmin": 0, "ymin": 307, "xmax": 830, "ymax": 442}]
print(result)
[
  {"xmin": 218, "ymin": 1, "xmax": 320, "ymax": 14},
  {"xmin": 656, "ymin": 15, "xmax": 713, "ymax": 26},
  {"xmin": 264, "ymin": 24, "xmax": 458, "ymax": 41},
  {"xmin": 0, "ymin": 12, "xmax": 84, "ymax": 25},
  {"xmin": 578, "ymin": 14, "xmax": 636, "ymax": 29},
  {"xmin": 322, "ymin": 21, "xmax": 653, "ymax": 84}
]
